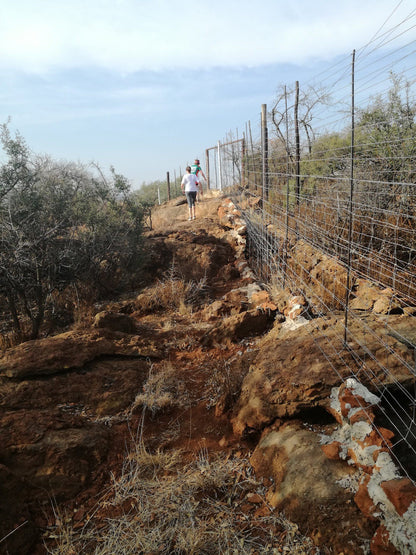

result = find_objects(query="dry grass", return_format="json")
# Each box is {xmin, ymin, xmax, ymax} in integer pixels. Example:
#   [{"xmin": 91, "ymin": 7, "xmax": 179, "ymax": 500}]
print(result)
[
  {"xmin": 0, "ymin": 330, "xmax": 23, "ymax": 351},
  {"xmin": 46, "ymin": 442, "xmax": 320, "ymax": 555},
  {"xmin": 203, "ymin": 360, "xmax": 247, "ymax": 412},
  {"xmin": 130, "ymin": 362, "xmax": 189, "ymax": 416},
  {"xmin": 136, "ymin": 263, "xmax": 209, "ymax": 315}
]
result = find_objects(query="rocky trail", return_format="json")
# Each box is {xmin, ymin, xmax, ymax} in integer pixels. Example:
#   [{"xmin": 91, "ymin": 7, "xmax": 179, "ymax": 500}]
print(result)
[{"xmin": 0, "ymin": 192, "xmax": 415, "ymax": 554}]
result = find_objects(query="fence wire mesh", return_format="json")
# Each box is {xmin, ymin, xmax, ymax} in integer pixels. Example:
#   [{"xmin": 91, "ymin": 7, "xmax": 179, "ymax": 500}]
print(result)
[{"xmin": 207, "ymin": 8, "xmax": 416, "ymax": 484}]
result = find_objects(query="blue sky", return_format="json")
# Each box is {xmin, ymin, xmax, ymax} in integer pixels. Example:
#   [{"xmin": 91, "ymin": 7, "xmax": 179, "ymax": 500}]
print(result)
[{"xmin": 0, "ymin": 0, "xmax": 414, "ymax": 188}]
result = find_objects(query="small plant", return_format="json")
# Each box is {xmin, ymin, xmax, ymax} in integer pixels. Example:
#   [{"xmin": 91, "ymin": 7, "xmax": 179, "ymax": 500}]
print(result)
[
  {"xmin": 135, "ymin": 262, "xmax": 209, "ymax": 315},
  {"xmin": 204, "ymin": 360, "xmax": 247, "ymax": 412},
  {"xmin": 131, "ymin": 362, "xmax": 189, "ymax": 416}
]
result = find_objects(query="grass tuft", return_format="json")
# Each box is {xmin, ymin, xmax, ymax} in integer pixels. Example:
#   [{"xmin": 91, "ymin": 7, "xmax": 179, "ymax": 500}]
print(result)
[{"xmin": 46, "ymin": 441, "xmax": 320, "ymax": 555}]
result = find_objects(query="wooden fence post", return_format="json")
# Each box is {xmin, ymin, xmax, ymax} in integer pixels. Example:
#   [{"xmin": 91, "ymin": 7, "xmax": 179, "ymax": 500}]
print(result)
[
  {"xmin": 261, "ymin": 104, "xmax": 269, "ymax": 201},
  {"xmin": 166, "ymin": 171, "xmax": 171, "ymax": 201}
]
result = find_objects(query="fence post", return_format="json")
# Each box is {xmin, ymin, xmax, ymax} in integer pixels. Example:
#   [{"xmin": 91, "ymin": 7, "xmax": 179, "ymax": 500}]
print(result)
[
  {"xmin": 344, "ymin": 50, "xmax": 356, "ymax": 346},
  {"xmin": 294, "ymin": 81, "xmax": 300, "ymax": 205},
  {"xmin": 217, "ymin": 141, "xmax": 222, "ymax": 191},
  {"xmin": 248, "ymin": 120, "xmax": 255, "ymax": 192},
  {"xmin": 205, "ymin": 148, "xmax": 210, "ymax": 190},
  {"xmin": 283, "ymin": 85, "xmax": 290, "ymax": 288},
  {"xmin": 166, "ymin": 171, "xmax": 171, "ymax": 201},
  {"xmin": 241, "ymin": 136, "xmax": 246, "ymax": 188},
  {"xmin": 261, "ymin": 104, "xmax": 269, "ymax": 202}
]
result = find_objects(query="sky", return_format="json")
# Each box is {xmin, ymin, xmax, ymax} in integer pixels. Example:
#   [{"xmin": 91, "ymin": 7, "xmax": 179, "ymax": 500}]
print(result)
[{"xmin": 0, "ymin": 0, "xmax": 414, "ymax": 188}]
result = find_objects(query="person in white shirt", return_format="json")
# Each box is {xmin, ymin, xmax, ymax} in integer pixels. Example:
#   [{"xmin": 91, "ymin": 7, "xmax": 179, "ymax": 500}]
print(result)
[{"xmin": 181, "ymin": 166, "xmax": 201, "ymax": 220}]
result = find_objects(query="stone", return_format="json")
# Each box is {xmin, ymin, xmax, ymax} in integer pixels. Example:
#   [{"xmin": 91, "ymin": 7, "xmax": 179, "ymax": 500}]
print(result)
[
  {"xmin": 354, "ymin": 475, "xmax": 378, "ymax": 519},
  {"xmin": 201, "ymin": 307, "xmax": 275, "ymax": 347},
  {"xmin": 321, "ymin": 440, "xmax": 342, "ymax": 460},
  {"xmin": 250, "ymin": 290, "xmax": 272, "ymax": 306},
  {"xmin": 380, "ymin": 477, "xmax": 416, "ymax": 516},
  {"xmin": 93, "ymin": 311, "xmax": 137, "ymax": 333},
  {"xmin": 0, "ymin": 328, "xmax": 163, "ymax": 379},
  {"xmin": 283, "ymin": 295, "xmax": 308, "ymax": 319},
  {"xmin": 250, "ymin": 422, "xmax": 371, "ymax": 553},
  {"xmin": 349, "ymin": 407, "xmax": 375, "ymax": 425},
  {"xmin": 350, "ymin": 281, "xmax": 380, "ymax": 311},
  {"xmin": 371, "ymin": 525, "xmax": 401, "ymax": 555},
  {"xmin": 339, "ymin": 389, "xmax": 369, "ymax": 418},
  {"xmin": 232, "ymin": 310, "xmax": 415, "ymax": 437},
  {"xmin": 373, "ymin": 296, "xmax": 403, "ymax": 315}
]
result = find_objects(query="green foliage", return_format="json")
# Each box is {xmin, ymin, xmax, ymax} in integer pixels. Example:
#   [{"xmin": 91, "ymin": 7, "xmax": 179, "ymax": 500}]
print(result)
[
  {"xmin": 0, "ymin": 123, "xmax": 38, "ymax": 200},
  {"xmin": 304, "ymin": 132, "xmax": 350, "ymax": 178},
  {"xmin": 297, "ymin": 73, "xmax": 416, "ymax": 203},
  {"xmin": 355, "ymin": 73, "xmax": 416, "ymax": 185},
  {"xmin": 0, "ymin": 125, "xmax": 146, "ymax": 340},
  {"xmin": 134, "ymin": 177, "xmax": 182, "ymax": 206}
]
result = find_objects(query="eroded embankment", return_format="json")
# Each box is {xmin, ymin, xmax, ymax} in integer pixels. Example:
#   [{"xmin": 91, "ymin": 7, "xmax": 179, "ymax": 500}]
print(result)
[{"xmin": 0, "ymin": 192, "xmax": 415, "ymax": 554}]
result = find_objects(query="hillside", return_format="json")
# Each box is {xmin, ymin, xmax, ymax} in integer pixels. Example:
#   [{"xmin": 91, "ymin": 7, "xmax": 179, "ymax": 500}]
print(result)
[{"xmin": 0, "ymin": 191, "xmax": 415, "ymax": 554}]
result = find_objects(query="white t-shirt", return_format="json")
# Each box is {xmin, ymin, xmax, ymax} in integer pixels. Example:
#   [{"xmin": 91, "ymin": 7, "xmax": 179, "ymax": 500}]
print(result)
[{"xmin": 181, "ymin": 173, "xmax": 199, "ymax": 192}]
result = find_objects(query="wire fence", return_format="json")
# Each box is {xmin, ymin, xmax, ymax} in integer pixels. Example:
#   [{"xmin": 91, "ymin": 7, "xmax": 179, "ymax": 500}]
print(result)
[{"xmin": 205, "ymin": 8, "xmax": 416, "ymax": 484}]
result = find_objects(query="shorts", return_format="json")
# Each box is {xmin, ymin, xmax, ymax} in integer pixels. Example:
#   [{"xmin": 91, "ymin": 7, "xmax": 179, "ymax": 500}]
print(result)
[{"xmin": 186, "ymin": 191, "xmax": 197, "ymax": 207}]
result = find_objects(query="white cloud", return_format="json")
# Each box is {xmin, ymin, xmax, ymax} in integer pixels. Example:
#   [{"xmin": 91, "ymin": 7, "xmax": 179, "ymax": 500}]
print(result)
[{"xmin": 0, "ymin": 0, "xmax": 413, "ymax": 73}]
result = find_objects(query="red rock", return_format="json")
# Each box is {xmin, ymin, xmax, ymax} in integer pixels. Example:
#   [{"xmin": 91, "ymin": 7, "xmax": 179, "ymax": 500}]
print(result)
[
  {"xmin": 258, "ymin": 301, "xmax": 278, "ymax": 312},
  {"xmin": 284, "ymin": 295, "xmax": 308, "ymax": 319},
  {"xmin": 93, "ymin": 311, "xmax": 137, "ymax": 333},
  {"xmin": 347, "ymin": 447, "xmax": 374, "ymax": 475},
  {"xmin": 371, "ymin": 447, "xmax": 390, "ymax": 462},
  {"xmin": 251, "ymin": 290, "xmax": 272, "ymax": 306},
  {"xmin": 327, "ymin": 405, "xmax": 344, "ymax": 425},
  {"xmin": 321, "ymin": 441, "xmax": 342, "ymax": 460},
  {"xmin": 349, "ymin": 407, "xmax": 375, "ymax": 425},
  {"xmin": 380, "ymin": 477, "xmax": 416, "ymax": 516},
  {"xmin": 354, "ymin": 475, "xmax": 378, "ymax": 519},
  {"xmin": 339, "ymin": 387, "xmax": 370, "ymax": 418},
  {"xmin": 371, "ymin": 525, "xmax": 400, "ymax": 555},
  {"xmin": 354, "ymin": 427, "xmax": 394, "ymax": 451},
  {"xmin": 201, "ymin": 307, "xmax": 275, "ymax": 347}
]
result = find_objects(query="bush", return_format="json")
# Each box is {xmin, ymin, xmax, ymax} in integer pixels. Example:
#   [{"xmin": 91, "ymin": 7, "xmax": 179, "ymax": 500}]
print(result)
[{"xmin": 0, "ymin": 125, "xmax": 146, "ymax": 341}]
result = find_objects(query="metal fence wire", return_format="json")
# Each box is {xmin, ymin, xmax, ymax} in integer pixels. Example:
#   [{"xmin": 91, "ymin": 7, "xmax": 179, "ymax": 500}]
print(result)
[{"xmin": 206, "ymin": 9, "xmax": 416, "ymax": 484}]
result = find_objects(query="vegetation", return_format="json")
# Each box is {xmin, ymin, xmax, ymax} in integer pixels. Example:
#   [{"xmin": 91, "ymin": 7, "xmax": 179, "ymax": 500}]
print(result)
[
  {"xmin": 0, "ymin": 124, "xmax": 146, "ymax": 342},
  {"xmin": 134, "ymin": 175, "xmax": 182, "ymax": 206},
  {"xmin": 47, "ymin": 441, "xmax": 319, "ymax": 555}
]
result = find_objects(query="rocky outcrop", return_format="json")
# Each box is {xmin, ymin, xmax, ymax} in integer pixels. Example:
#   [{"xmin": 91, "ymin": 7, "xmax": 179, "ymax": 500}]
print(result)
[
  {"xmin": 250, "ymin": 421, "xmax": 375, "ymax": 553},
  {"xmin": 1, "ymin": 193, "xmax": 415, "ymax": 554},
  {"xmin": 231, "ymin": 312, "xmax": 415, "ymax": 436},
  {"xmin": 93, "ymin": 310, "xmax": 138, "ymax": 333},
  {"xmin": 0, "ymin": 326, "xmax": 163, "ymax": 379},
  {"xmin": 201, "ymin": 307, "xmax": 276, "ymax": 347},
  {"xmin": 321, "ymin": 379, "xmax": 416, "ymax": 555}
]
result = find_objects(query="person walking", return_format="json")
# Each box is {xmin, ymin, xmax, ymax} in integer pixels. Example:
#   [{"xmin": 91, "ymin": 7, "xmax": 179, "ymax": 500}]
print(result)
[
  {"xmin": 181, "ymin": 166, "xmax": 201, "ymax": 220},
  {"xmin": 191, "ymin": 158, "xmax": 206, "ymax": 201}
]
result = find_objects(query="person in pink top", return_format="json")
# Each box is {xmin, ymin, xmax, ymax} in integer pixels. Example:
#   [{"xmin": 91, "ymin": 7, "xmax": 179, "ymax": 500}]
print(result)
[{"xmin": 181, "ymin": 166, "xmax": 201, "ymax": 220}]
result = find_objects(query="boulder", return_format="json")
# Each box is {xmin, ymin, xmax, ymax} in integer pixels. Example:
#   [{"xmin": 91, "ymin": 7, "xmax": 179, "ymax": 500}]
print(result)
[
  {"xmin": 250, "ymin": 422, "xmax": 374, "ymax": 553},
  {"xmin": 0, "ymin": 328, "xmax": 163, "ymax": 379},
  {"xmin": 371, "ymin": 525, "xmax": 401, "ymax": 555},
  {"xmin": 232, "ymin": 314, "xmax": 415, "ymax": 436},
  {"xmin": 380, "ymin": 478, "xmax": 416, "ymax": 517},
  {"xmin": 93, "ymin": 311, "xmax": 137, "ymax": 333},
  {"xmin": 350, "ymin": 281, "xmax": 403, "ymax": 314},
  {"xmin": 201, "ymin": 307, "xmax": 275, "ymax": 347}
]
